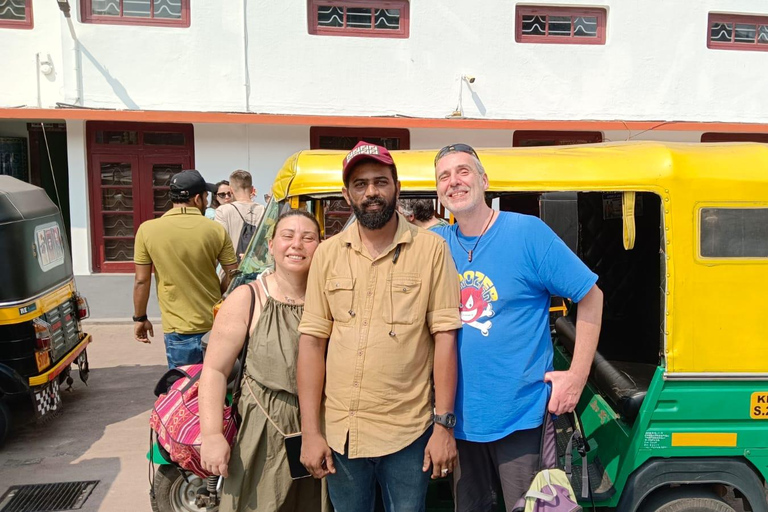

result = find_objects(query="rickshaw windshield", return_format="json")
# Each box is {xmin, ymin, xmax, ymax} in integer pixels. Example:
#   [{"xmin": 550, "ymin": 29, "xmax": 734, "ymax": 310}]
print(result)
[{"xmin": 228, "ymin": 197, "xmax": 291, "ymax": 290}]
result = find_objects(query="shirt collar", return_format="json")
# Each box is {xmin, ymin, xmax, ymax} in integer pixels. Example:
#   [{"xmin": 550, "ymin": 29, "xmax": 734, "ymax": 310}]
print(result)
[
  {"xmin": 163, "ymin": 206, "xmax": 203, "ymax": 217},
  {"xmin": 340, "ymin": 212, "xmax": 415, "ymax": 258}
]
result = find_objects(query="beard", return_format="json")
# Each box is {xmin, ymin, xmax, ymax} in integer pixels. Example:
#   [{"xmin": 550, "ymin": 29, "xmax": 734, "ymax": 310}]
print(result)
[{"xmin": 352, "ymin": 196, "xmax": 397, "ymax": 230}]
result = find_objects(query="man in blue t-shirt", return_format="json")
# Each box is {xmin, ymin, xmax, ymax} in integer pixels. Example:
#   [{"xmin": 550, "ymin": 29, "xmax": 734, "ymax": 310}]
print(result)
[{"xmin": 432, "ymin": 144, "xmax": 604, "ymax": 511}]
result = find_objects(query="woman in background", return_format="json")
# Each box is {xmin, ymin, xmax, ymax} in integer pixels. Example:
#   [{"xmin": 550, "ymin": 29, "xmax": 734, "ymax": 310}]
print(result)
[{"xmin": 206, "ymin": 180, "xmax": 233, "ymax": 219}]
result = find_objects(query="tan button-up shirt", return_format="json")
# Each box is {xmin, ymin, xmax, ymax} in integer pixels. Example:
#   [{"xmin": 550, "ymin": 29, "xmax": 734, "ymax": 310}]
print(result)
[{"xmin": 299, "ymin": 213, "xmax": 461, "ymax": 458}]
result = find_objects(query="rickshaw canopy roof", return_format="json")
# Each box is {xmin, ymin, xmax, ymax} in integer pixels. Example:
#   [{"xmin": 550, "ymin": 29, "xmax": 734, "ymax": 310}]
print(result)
[
  {"xmin": 0, "ymin": 176, "xmax": 60, "ymax": 224},
  {"xmin": 271, "ymin": 141, "xmax": 768, "ymax": 200}
]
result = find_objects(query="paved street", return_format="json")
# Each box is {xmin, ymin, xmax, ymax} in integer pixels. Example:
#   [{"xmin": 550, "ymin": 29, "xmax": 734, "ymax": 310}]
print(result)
[
  {"xmin": 0, "ymin": 323, "xmax": 167, "ymax": 512},
  {"xmin": 0, "ymin": 323, "xmax": 760, "ymax": 512}
]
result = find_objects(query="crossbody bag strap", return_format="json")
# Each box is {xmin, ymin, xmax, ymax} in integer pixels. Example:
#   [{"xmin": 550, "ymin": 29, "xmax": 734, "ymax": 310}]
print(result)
[
  {"xmin": 242, "ymin": 377, "xmax": 291, "ymax": 437},
  {"xmin": 230, "ymin": 283, "xmax": 258, "ymax": 422}
]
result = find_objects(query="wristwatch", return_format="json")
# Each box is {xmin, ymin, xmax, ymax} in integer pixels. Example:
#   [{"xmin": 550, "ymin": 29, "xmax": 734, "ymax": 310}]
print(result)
[
  {"xmin": 433, "ymin": 411, "xmax": 457, "ymax": 429},
  {"xmin": 132, "ymin": 314, "xmax": 148, "ymax": 322}
]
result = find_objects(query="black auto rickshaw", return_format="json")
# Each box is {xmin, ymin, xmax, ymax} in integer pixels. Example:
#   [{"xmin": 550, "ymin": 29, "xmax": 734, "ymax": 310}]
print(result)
[{"xmin": 0, "ymin": 176, "xmax": 92, "ymax": 446}]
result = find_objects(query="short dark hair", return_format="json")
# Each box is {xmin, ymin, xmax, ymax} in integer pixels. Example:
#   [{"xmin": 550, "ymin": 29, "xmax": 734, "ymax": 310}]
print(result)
[
  {"xmin": 210, "ymin": 180, "xmax": 230, "ymax": 208},
  {"xmin": 270, "ymin": 209, "xmax": 321, "ymax": 240},
  {"xmin": 171, "ymin": 191, "xmax": 206, "ymax": 204},
  {"xmin": 402, "ymin": 199, "xmax": 436, "ymax": 222},
  {"xmin": 343, "ymin": 163, "xmax": 398, "ymax": 188}
]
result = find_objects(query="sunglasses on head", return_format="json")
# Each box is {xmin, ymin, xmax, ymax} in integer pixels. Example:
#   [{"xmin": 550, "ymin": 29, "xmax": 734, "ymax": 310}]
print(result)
[
  {"xmin": 434, "ymin": 143, "xmax": 480, "ymax": 166},
  {"xmin": 217, "ymin": 192, "xmax": 233, "ymax": 199}
]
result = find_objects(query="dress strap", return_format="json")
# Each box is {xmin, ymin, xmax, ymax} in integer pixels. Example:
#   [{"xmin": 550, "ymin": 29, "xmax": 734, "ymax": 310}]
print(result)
[{"xmin": 257, "ymin": 272, "xmax": 272, "ymax": 299}]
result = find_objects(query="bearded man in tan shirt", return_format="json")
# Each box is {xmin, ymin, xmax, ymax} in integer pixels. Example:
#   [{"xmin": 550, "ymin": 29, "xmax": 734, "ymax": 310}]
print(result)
[{"xmin": 297, "ymin": 142, "xmax": 462, "ymax": 512}]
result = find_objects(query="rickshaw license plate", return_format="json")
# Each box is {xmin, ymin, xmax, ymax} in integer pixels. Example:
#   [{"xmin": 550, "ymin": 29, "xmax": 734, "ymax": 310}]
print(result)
[
  {"xmin": 750, "ymin": 392, "xmax": 768, "ymax": 419},
  {"xmin": 35, "ymin": 351, "xmax": 51, "ymax": 372}
]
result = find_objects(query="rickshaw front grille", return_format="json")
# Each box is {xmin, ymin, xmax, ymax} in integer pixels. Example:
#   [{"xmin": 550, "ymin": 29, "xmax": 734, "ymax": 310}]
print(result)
[{"xmin": 43, "ymin": 300, "xmax": 80, "ymax": 363}]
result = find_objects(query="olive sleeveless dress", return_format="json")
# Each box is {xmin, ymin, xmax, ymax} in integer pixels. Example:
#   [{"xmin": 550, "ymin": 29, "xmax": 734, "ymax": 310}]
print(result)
[{"xmin": 220, "ymin": 277, "xmax": 329, "ymax": 512}]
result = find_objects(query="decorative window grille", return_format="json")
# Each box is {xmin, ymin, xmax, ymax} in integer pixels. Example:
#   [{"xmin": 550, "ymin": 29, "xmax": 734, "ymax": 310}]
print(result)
[
  {"xmin": 709, "ymin": 13, "xmax": 768, "ymax": 51},
  {"xmin": 82, "ymin": 0, "xmax": 189, "ymax": 27},
  {"xmin": 516, "ymin": 6, "xmax": 606, "ymax": 45},
  {"xmin": 0, "ymin": 0, "xmax": 33, "ymax": 29},
  {"xmin": 308, "ymin": 0, "xmax": 409, "ymax": 38}
]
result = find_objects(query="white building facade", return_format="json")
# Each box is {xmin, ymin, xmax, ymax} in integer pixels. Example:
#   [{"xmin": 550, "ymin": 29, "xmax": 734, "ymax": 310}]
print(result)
[{"xmin": 1, "ymin": 0, "xmax": 767, "ymax": 291}]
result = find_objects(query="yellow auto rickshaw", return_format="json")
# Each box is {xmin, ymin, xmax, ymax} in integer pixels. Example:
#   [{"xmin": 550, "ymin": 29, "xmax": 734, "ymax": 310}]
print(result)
[
  {"xmin": 0, "ymin": 176, "xmax": 92, "ymax": 446},
  {"xmin": 227, "ymin": 142, "xmax": 768, "ymax": 512}
]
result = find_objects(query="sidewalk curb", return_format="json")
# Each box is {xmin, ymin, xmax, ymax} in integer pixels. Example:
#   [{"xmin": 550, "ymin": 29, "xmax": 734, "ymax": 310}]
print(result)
[{"xmin": 82, "ymin": 317, "xmax": 162, "ymax": 325}]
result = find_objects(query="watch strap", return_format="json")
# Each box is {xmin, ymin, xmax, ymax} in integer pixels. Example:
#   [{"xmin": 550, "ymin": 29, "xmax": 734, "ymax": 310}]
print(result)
[{"xmin": 132, "ymin": 314, "xmax": 148, "ymax": 322}]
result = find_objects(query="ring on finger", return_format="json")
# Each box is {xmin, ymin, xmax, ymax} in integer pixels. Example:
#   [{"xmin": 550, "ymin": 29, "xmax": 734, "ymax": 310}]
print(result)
[{"xmin": 441, "ymin": 468, "xmax": 449, "ymax": 475}]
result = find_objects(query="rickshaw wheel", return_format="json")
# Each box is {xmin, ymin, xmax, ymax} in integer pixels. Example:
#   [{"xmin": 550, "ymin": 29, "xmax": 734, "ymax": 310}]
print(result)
[
  {"xmin": 641, "ymin": 487, "xmax": 737, "ymax": 512},
  {"xmin": 0, "ymin": 399, "xmax": 9, "ymax": 447},
  {"xmin": 151, "ymin": 465, "xmax": 216, "ymax": 512}
]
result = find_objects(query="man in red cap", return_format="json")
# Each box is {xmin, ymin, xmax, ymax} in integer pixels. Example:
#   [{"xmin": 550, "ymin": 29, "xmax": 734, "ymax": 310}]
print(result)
[{"xmin": 297, "ymin": 142, "xmax": 462, "ymax": 511}]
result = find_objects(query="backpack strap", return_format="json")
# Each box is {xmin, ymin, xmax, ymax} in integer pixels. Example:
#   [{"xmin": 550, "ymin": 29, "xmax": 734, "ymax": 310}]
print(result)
[
  {"xmin": 230, "ymin": 203, "xmax": 247, "ymax": 222},
  {"xmin": 230, "ymin": 284, "xmax": 257, "ymax": 423}
]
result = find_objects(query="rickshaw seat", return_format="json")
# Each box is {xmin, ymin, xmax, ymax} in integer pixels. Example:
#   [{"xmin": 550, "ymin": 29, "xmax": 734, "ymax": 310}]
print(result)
[{"xmin": 554, "ymin": 316, "xmax": 656, "ymax": 422}]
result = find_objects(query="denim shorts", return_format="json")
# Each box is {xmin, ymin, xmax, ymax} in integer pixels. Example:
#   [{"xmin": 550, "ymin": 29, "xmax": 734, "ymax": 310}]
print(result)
[{"xmin": 163, "ymin": 332, "xmax": 205, "ymax": 369}]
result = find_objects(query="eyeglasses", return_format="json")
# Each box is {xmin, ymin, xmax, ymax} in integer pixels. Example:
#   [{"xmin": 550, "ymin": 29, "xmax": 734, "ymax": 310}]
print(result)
[
  {"xmin": 216, "ymin": 192, "xmax": 233, "ymax": 199},
  {"xmin": 434, "ymin": 143, "xmax": 480, "ymax": 166}
]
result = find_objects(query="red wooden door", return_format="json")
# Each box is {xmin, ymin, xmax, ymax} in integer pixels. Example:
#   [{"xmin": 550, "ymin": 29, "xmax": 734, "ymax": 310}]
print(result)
[
  {"xmin": 90, "ymin": 154, "xmax": 191, "ymax": 272},
  {"xmin": 87, "ymin": 122, "xmax": 194, "ymax": 273}
]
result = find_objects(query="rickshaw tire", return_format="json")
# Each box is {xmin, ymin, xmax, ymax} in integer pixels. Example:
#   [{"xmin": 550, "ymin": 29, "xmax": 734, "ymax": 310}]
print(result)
[
  {"xmin": 640, "ymin": 486, "xmax": 736, "ymax": 512},
  {"xmin": 151, "ymin": 464, "xmax": 215, "ymax": 512},
  {"xmin": 0, "ymin": 399, "xmax": 10, "ymax": 447}
]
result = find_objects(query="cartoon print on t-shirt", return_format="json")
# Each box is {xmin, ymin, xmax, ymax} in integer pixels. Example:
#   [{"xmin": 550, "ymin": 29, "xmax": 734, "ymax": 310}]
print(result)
[{"xmin": 459, "ymin": 270, "xmax": 498, "ymax": 336}]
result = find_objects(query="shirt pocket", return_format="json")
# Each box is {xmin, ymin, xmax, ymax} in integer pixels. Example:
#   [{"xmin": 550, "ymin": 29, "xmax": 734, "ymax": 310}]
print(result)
[
  {"xmin": 324, "ymin": 277, "xmax": 356, "ymax": 324},
  {"xmin": 382, "ymin": 273, "xmax": 422, "ymax": 326}
]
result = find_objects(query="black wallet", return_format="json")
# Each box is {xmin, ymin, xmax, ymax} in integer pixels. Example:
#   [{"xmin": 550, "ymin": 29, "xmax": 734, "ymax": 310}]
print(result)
[{"xmin": 284, "ymin": 433, "xmax": 311, "ymax": 479}]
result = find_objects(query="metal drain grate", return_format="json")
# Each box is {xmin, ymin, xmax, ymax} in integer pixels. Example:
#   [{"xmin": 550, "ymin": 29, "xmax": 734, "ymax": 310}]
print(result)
[{"xmin": 0, "ymin": 481, "xmax": 99, "ymax": 512}]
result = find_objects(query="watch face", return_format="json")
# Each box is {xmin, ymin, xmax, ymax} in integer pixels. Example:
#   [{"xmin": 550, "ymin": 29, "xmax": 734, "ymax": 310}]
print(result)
[{"xmin": 436, "ymin": 413, "xmax": 457, "ymax": 428}]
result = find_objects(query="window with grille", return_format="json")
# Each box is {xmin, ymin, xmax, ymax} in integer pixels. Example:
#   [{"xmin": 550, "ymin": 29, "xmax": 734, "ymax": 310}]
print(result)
[
  {"xmin": 516, "ymin": 6, "xmax": 606, "ymax": 45},
  {"xmin": 308, "ymin": 0, "xmax": 409, "ymax": 38},
  {"xmin": 0, "ymin": 0, "xmax": 33, "ymax": 29},
  {"xmin": 708, "ymin": 13, "xmax": 768, "ymax": 51},
  {"xmin": 82, "ymin": 0, "xmax": 189, "ymax": 27}
]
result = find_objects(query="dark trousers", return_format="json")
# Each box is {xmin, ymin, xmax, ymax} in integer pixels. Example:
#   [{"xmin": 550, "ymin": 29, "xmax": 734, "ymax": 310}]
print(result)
[{"xmin": 453, "ymin": 426, "xmax": 542, "ymax": 512}]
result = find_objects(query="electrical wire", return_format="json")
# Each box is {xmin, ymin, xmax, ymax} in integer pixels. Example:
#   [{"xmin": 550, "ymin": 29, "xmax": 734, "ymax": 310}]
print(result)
[{"xmin": 40, "ymin": 123, "xmax": 63, "ymax": 211}]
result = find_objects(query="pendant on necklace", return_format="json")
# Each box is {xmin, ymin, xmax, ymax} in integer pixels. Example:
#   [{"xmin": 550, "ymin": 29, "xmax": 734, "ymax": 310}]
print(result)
[{"xmin": 468, "ymin": 250, "xmax": 473, "ymax": 263}]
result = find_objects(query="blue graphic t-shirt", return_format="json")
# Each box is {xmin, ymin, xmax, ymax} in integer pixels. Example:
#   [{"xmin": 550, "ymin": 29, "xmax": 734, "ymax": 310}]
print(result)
[{"xmin": 434, "ymin": 212, "xmax": 598, "ymax": 442}]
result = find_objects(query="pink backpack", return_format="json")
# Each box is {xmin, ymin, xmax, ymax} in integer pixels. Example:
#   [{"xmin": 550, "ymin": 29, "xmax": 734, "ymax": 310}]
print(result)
[
  {"xmin": 149, "ymin": 284, "xmax": 257, "ymax": 478},
  {"xmin": 149, "ymin": 364, "xmax": 238, "ymax": 478}
]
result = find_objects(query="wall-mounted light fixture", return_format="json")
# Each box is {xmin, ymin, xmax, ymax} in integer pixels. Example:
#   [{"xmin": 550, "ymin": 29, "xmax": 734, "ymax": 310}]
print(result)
[
  {"xmin": 39, "ymin": 58, "xmax": 54, "ymax": 76},
  {"xmin": 447, "ymin": 75, "xmax": 478, "ymax": 118}
]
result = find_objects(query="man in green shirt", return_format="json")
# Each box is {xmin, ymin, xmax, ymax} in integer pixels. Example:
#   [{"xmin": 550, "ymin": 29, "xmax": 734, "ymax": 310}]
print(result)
[{"xmin": 132, "ymin": 170, "xmax": 239, "ymax": 368}]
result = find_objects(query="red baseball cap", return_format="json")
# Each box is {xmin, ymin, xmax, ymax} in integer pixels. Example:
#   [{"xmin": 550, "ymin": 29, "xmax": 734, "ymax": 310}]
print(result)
[{"xmin": 342, "ymin": 141, "xmax": 396, "ymax": 183}]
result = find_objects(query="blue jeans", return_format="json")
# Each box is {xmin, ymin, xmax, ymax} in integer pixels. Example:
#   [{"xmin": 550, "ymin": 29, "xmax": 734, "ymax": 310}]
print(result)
[
  {"xmin": 327, "ymin": 426, "xmax": 433, "ymax": 512},
  {"xmin": 163, "ymin": 332, "xmax": 205, "ymax": 369}
]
